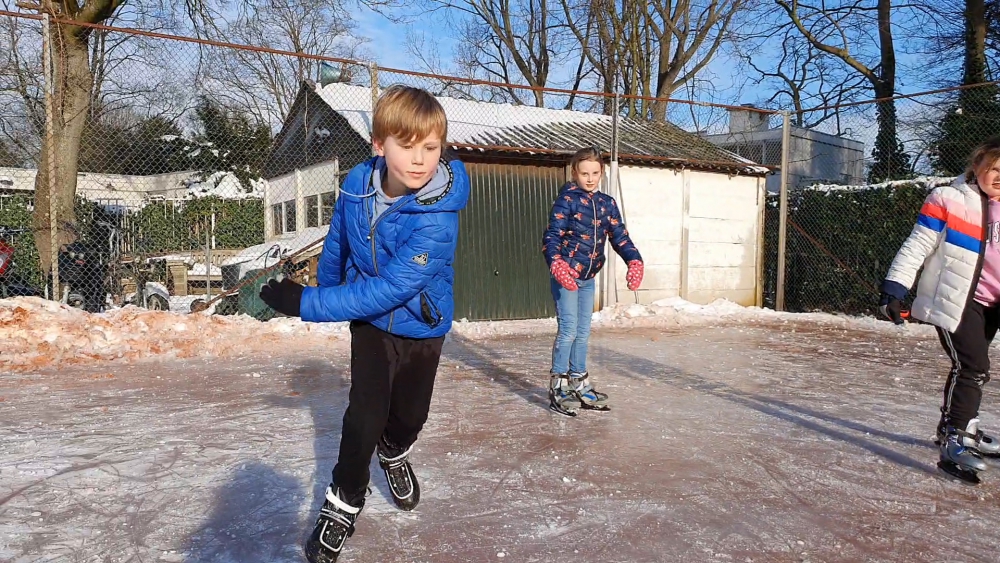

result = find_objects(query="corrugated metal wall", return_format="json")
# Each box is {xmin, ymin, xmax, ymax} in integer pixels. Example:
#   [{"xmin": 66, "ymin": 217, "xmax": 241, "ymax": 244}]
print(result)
[{"xmin": 453, "ymin": 163, "xmax": 565, "ymax": 321}]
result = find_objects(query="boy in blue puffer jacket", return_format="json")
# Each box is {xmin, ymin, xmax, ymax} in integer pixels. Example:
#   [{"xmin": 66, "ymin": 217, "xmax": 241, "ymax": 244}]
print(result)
[
  {"xmin": 259, "ymin": 85, "xmax": 469, "ymax": 562},
  {"xmin": 542, "ymin": 146, "xmax": 644, "ymax": 416}
]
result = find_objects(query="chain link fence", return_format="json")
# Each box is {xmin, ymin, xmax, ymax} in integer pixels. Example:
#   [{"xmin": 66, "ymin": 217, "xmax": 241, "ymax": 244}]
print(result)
[
  {"xmin": 12, "ymin": 9, "xmax": 983, "ymax": 321},
  {"xmin": 762, "ymin": 82, "xmax": 1000, "ymax": 317},
  {"xmin": 1, "ymin": 9, "xmax": 777, "ymax": 320}
]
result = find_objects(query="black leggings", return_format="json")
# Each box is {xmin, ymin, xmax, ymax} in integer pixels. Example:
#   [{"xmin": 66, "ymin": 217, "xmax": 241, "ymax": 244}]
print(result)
[{"xmin": 936, "ymin": 301, "xmax": 999, "ymax": 432}]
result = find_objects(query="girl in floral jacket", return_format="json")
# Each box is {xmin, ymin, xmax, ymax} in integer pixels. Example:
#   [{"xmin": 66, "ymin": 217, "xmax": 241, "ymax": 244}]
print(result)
[{"xmin": 542, "ymin": 147, "xmax": 643, "ymax": 416}]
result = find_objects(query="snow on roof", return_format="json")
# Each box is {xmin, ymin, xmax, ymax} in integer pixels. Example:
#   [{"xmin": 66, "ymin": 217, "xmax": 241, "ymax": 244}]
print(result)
[
  {"xmin": 313, "ymin": 83, "xmax": 767, "ymax": 174},
  {"xmin": 222, "ymin": 226, "xmax": 329, "ymax": 281}
]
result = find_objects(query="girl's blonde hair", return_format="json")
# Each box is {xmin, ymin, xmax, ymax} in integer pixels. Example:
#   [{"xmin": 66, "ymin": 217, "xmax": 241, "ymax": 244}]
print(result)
[
  {"xmin": 966, "ymin": 136, "xmax": 1000, "ymax": 183},
  {"xmin": 569, "ymin": 146, "xmax": 604, "ymax": 173}
]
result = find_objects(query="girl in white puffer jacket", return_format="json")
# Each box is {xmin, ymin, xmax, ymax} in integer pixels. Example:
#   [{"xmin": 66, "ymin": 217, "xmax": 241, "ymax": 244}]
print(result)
[{"xmin": 880, "ymin": 137, "xmax": 1000, "ymax": 484}]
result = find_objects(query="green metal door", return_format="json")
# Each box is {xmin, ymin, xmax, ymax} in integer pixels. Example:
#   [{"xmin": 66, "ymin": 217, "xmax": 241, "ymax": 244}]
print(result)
[{"xmin": 453, "ymin": 163, "xmax": 565, "ymax": 321}]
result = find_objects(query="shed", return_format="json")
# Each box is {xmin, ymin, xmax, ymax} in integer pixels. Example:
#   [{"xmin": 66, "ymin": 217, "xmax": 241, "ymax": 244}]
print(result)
[{"xmin": 262, "ymin": 81, "xmax": 769, "ymax": 320}]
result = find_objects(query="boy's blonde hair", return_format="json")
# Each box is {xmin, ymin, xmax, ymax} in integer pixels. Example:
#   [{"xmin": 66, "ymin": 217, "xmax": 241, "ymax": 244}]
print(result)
[
  {"xmin": 372, "ymin": 85, "xmax": 447, "ymax": 144},
  {"xmin": 569, "ymin": 146, "xmax": 604, "ymax": 173},
  {"xmin": 966, "ymin": 136, "xmax": 1000, "ymax": 183}
]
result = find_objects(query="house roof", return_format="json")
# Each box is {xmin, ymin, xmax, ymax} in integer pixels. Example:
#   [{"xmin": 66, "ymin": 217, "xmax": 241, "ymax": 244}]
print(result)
[{"xmin": 311, "ymin": 83, "xmax": 768, "ymax": 175}]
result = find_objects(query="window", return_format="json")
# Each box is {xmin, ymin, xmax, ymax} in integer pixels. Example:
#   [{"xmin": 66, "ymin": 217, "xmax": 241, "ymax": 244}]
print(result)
[
  {"xmin": 273, "ymin": 201, "xmax": 297, "ymax": 235},
  {"xmin": 284, "ymin": 201, "xmax": 297, "ymax": 234},
  {"xmin": 272, "ymin": 203, "xmax": 284, "ymax": 235},
  {"xmin": 306, "ymin": 195, "xmax": 320, "ymax": 228},
  {"xmin": 321, "ymin": 191, "xmax": 336, "ymax": 225}
]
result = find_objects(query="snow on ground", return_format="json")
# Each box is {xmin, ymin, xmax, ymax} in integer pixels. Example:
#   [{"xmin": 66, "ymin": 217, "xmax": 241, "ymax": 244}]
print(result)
[{"xmin": 0, "ymin": 296, "xmax": 937, "ymax": 373}]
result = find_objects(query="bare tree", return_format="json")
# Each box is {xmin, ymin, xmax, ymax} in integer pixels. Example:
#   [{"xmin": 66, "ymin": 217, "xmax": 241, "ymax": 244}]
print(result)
[
  {"xmin": 420, "ymin": 0, "xmax": 564, "ymax": 107},
  {"xmin": 560, "ymin": 0, "xmax": 752, "ymax": 120},
  {"xmin": 200, "ymin": 0, "xmax": 367, "ymax": 128},
  {"xmin": 775, "ymin": 0, "xmax": 921, "ymax": 181},
  {"xmin": 738, "ymin": 27, "xmax": 867, "ymax": 130}
]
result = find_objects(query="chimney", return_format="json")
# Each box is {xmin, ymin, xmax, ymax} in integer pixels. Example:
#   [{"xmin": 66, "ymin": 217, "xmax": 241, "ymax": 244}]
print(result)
[{"xmin": 728, "ymin": 103, "xmax": 769, "ymax": 134}]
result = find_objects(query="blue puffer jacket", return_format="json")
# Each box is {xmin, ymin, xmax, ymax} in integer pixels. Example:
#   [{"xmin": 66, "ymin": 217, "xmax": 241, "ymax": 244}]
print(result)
[
  {"xmin": 300, "ymin": 156, "xmax": 470, "ymax": 338},
  {"xmin": 542, "ymin": 182, "xmax": 641, "ymax": 280}
]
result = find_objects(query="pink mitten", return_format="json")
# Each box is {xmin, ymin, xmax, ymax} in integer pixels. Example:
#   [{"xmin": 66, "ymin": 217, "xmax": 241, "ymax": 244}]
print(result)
[
  {"xmin": 626, "ymin": 260, "xmax": 644, "ymax": 291},
  {"xmin": 550, "ymin": 258, "xmax": 579, "ymax": 291}
]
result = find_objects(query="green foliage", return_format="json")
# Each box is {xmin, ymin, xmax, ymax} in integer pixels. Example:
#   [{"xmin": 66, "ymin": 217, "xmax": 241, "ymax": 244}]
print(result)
[
  {"xmin": 78, "ymin": 114, "xmax": 190, "ymax": 176},
  {"xmin": 763, "ymin": 181, "xmax": 940, "ymax": 315},
  {"xmin": 188, "ymin": 97, "xmax": 272, "ymax": 190},
  {"xmin": 133, "ymin": 197, "xmax": 264, "ymax": 254},
  {"xmin": 930, "ymin": 86, "xmax": 1000, "ymax": 176},
  {"xmin": 0, "ymin": 195, "xmax": 42, "ymax": 288},
  {"xmin": 867, "ymin": 101, "xmax": 913, "ymax": 183}
]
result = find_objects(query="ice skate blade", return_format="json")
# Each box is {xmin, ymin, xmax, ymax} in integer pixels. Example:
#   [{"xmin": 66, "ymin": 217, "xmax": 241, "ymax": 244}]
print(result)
[
  {"xmin": 580, "ymin": 403, "xmax": 610, "ymax": 412},
  {"xmin": 937, "ymin": 460, "xmax": 982, "ymax": 486},
  {"xmin": 549, "ymin": 404, "xmax": 578, "ymax": 417}
]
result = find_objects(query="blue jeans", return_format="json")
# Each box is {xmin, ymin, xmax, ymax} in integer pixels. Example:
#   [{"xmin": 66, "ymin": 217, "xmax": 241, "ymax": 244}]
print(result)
[{"xmin": 550, "ymin": 276, "xmax": 596, "ymax": 375}]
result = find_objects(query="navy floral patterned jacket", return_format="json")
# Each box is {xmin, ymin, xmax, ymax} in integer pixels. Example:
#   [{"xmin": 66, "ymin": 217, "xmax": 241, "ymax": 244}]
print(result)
[{"xmin": 542, "ymin": 182, "xmax": 642, "ymax": 281}]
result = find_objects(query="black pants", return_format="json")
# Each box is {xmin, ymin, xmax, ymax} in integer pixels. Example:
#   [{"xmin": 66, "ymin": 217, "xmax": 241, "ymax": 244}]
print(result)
[
  {"xmin": 937, "ymin": 301, "xmax": 1000, "ymax": 432},
  {"xmin": 332, "ymin": 321, "xmax": 444, "ymax": 504}
]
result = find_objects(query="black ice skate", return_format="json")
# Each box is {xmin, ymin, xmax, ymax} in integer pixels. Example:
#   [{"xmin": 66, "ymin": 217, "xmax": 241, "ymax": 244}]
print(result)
[
  {"xmin": 377, "ymin": 435, "xmax": 420, "ymax": 511},
  {"xmin": 549, "ymin": 373, "xmax": 581, "ymax": 417},
  {"xmin": 568, "ymin": 371, "xmax": 610, "ymax": 411},
  {"xmin": 938, "ymin": 429, "xmax": 988, "ymax": 486},
  {"xmin": 935, "ymin": 417, "xmax": 1000, "ymax": 456},
  {"xmin": 304, "ymin": 485, "xmax": 366, "ymax": 563}
]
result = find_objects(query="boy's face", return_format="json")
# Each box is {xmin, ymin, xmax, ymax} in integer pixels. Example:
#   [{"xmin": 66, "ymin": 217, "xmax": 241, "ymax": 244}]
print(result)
[
  {"xmin": 573, "ymin": 160, "xmax": 603, "ymax": 192},
  {"xmin": 976, "ymin": 158, "xmax": 1000, "ymax": 200},
  {"xmin": 374, "ymin": 133, "xmax": 443, "ymax": 195}
]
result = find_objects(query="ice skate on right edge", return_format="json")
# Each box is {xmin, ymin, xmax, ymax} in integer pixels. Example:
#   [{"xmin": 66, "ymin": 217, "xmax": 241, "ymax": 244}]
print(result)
[
  {"xmin": 935, "ymin": 417, "xmax": 1000, "ymax": 456},
  {"xmin": 549, "ymin": 373, "xmax": 581, "ymax": 417},
  {"xmin": 938, "ymin": 427, "xmax": 988, "ymax": 486},
  {"xmin": 568, "ymin": 371, "xmax": 610, "ymax": 411},
  {"xmin": 304, "ymin": 485, "xmax": 367, "ymax": 563}
]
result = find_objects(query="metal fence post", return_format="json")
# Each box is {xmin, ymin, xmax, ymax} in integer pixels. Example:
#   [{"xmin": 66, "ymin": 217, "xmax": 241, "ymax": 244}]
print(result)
[
  {"xmin": 42, "ymin": 13, "xmax": 59, "ymax": 301},
  {"xmin": 776, "ymin": 110, "xmax": 791, "ymax": 311},
  {"xmin": 370, "ymin": 62, "xmax": 379, "ymax": 157}
]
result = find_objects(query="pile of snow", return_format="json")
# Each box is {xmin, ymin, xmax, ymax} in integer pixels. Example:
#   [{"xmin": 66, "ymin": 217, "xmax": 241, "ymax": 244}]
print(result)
[
  {"xmin": 0, "ymin": 296, "xmax": 937, "ymax": 373},
  {"xmin": 183, "ymin": 171, "xmax": 263, "ymax": 200},
  {"xmin": 0, "ymin": 298, "xmax": 349, "ymax": 372},
  {"xmin": 805, "ymin": 175, "xmax": 953, "ymax": 194}
]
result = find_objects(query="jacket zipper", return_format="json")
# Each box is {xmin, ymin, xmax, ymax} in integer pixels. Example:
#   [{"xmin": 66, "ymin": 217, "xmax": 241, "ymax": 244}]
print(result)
[
  {"xmin": 583, "ymin": 195, "xmax": 599, "ymax": 279},
  {"xmin": 963, "ymin": 190, "xmax": 990, "ymax": 314},
  {"xmin": 367, "ymin": 174, "xmax": 411, "ymax": 333}
]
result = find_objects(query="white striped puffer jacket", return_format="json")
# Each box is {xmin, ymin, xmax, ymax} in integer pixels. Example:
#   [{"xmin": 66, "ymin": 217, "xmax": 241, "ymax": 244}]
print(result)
[{"xmin": 882, "ymin": 175, "xmax": 987, "ymax": 333}]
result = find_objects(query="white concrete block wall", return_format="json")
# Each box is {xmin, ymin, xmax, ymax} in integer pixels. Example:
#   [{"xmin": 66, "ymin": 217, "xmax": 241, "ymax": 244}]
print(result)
[
  {"xmin": 612, "ymin": 166, "xmax": 684, "ymax": 304},
  {"xmin": 683, "ymin": 171, "xmax": 760, "ymax": 306},
  {"xmin": 611, "ymin": 166, "xmax": 762, "ymax": 307}
]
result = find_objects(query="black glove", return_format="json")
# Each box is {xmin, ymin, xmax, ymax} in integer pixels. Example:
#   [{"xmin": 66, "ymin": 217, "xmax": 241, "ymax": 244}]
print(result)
[
  {"xmin": 259, "ymin": 277, "xmax": 303, "ymax": 317},
  {"xmin": 878, "ymin": 292, "xmax": 904, "ymax": 325}
]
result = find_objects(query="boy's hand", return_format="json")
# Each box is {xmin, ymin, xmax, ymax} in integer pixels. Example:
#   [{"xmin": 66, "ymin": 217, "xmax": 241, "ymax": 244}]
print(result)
[
  {"xmin": 626, "ymin": 260, "xmax": 643, "ymax": 291},
  {"xmin": 878, "ymin": 292, "xmax": 904, "ymax": 325},
  {"xmin": 550, "ymin": 258, "xmax": 579, "ymax": 291},
  {"xmin": 260, "ymin": 278, "xmax": 303, "ymax": 317}
]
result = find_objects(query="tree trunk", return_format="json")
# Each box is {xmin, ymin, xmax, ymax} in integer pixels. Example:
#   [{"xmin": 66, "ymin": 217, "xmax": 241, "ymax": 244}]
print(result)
[
  {"xmin": 965, "ymin": 0, "xmax": 988, "ymax": 85},
  {"xmin": 33, "ymin": 19, "xmax": 92, "ymax": 276}
]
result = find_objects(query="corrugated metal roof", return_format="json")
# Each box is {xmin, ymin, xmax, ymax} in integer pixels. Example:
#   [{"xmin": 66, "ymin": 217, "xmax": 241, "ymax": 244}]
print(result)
[{"xmin": 312, "ymin": 83, "xmax": 768, "ymax": 175}]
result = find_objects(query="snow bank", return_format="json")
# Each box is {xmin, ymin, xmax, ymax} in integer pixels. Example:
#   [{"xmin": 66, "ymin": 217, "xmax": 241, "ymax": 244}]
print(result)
[
  {"xmin": 0, "ymin": 298, "xmax": 349, "ymax": 372},
  {"xmin": 0, "ymin": 296, "xmax": 936, "ymax": 373}
]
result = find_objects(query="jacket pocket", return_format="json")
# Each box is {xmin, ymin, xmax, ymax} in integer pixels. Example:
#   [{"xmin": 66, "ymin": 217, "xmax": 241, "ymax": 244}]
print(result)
[{"xmin": 419, "ymin": 292, "xmax": 443, "ymax": 327}]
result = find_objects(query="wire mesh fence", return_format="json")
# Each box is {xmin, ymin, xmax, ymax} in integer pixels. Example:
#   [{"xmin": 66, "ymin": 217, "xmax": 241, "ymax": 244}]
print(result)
[
  {"xmin": 5, "ymin": 8, "xmax": 993, "ymax": 321},
  {"xmin": 762, "ymin": 82, "xmax": 1000, "ymax": 317}
]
